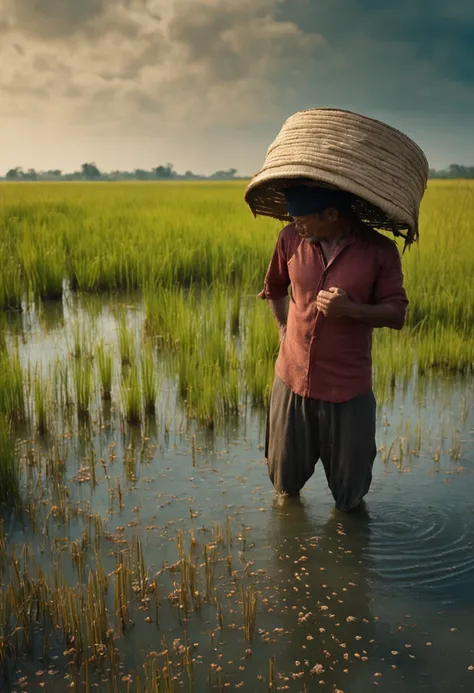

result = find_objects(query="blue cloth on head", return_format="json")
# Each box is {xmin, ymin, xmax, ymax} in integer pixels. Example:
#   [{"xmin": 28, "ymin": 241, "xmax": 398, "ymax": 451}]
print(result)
[{"xmin": 284, "ymin": 185, "xmax": 350, "ymax": 217}]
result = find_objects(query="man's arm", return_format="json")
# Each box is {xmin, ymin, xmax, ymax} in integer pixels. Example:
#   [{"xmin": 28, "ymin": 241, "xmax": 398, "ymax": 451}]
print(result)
[
  {"xmin": 268, "ymin": 296, "xmax": 289, "ymax": 338},
  {"xmin": 258, "ymin": 229, "xmax": 291, "ymax": 331},
  {"xmin": 344, "ymin": 300, "xmax": 404, "ymax": 329},
  {"xmin": 316, "ymin": 288, "xmax": 404, "ymax": 328},
  {"xmin": 316, "ymin": 240, "xmax": 408, "ymax": 330},
  {"xmin": 368, "ymin": 240, "xmax": 408, "ymax": 329}
]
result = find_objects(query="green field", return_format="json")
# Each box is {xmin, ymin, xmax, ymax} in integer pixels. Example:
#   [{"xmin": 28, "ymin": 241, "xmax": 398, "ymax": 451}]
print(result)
[
  {"xmin": 0, "ymin": 181, "xmax": 473, "ymax": 692},
  {"xmin": 0, "ymin": 180, "xmax": 473, "ymax": 422}
]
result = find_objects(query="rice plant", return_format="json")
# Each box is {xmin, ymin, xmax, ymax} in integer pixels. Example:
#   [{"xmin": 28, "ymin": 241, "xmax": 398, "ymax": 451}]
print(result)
[
  {"xmin": 230, "ymin": 285, "xmax": 241, "ymax": 336},
  {"xmin": 121, "ymin": 359, "xmax": 142, "ymax": 424},
  {"xmin": 34, "ymin": 367, "xmax": 49, "ymax": 435},
  {"xmin": 69, "ymin": 319, "xmax": 93, "ymax": 360},
  {"xmin": 1, "ymin": 179, "xmax": 474, "ymax": 413},
  {"xmin": 243, "ymin": 299, "xmax": 279, "ymax": 408},
  {"xmin": 177, "ymin": 348, "xmax": 221, "ymax": 424},
  {"xmin": 0, "ymin": 414, "xmax": 18, "ymax": 504},
  {"xmin": 55, "ymin": 358, "xmax": 74, "ymax": 414},
  {"xmin": 19, "ymin": 231, "xmax": 65, "ymax": 301},
  {"xmin": 0, "ymin": 349, "xmax": 25, "ymax": 422},
  {"xmin": 96, "ymin": 339, "xmax": 113, "ymax": 400},
  {"xmin": 241, "ymin": 585, "xmax": 258, "ymax": 641},
  {"xmin": 117, "ymin": 313, "xmax": 135, "ymax": 367},
  {"xmin": 0, "ymin": 238, "xmax": 23, "ymax": 311},
  {"xmin": 72, "ymin": 355, "xmax": 94, "ymax": 419},
  {"xmin": 141, "ymin": 340, "xmax": 157, "ymax": 414},
  {"xmin": 0, "ymin": 314, "xmax": 6, "ymax": 354},
  {"xmin": 221, "ymin": 341, "xmax": 240, "ymax": 414},
  {"xmin": 144, "ymin": 284, "xmax": 195, "ymax": 346}
]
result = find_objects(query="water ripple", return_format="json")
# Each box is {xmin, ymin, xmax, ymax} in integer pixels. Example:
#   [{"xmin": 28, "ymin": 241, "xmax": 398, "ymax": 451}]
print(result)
[{"xmin": 368, "ymin": 502, "xmax": 474, "ymax": 589}]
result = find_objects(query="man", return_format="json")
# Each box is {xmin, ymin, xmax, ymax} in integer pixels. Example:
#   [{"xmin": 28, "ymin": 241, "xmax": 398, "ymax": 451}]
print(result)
[{"xmin": 259, "ymin": 183, "xmax": 408, "ymax": 512}]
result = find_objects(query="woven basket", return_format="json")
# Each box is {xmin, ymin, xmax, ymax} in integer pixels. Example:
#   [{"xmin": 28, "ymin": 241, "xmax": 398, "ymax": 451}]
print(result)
[{"xmin": 244, "ymin": 108, "xmax": 429, "ymax": 245}]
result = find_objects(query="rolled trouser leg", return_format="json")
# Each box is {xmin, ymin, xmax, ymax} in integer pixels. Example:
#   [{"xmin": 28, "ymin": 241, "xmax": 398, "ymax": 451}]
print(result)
[
  {"xmin": 319, "ymin": 391, "xmax": 377, "ymax": 511},
  {"xmin": 265, "ymin": 375, "xmax": 319, "ymax": 496}
]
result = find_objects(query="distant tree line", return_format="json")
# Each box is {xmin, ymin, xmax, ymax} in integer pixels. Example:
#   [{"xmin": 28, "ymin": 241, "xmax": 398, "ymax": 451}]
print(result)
[
  {"xmin": 2, "ymin": 162, "xmax": 246, "ymax": 182},
  {"xmin": 428, "ymin": 164, "xmax": 474, "ymax": 179},
  {"xmin": 5, "ymin": 162, "xmax": 474, "ymax": 182}
]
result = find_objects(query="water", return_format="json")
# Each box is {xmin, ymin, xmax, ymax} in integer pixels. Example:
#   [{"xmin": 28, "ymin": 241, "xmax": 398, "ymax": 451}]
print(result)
[{"xmin": 2, "ymin": 294, "xmax": 474, "ymax": 692}]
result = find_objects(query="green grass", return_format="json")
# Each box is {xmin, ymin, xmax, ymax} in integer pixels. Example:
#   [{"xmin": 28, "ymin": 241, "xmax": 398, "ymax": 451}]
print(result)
[
  {"xmin": 0, "ymin": 266, "xmax": 22, "ymax": 312},
  {"xmin": 145, "ymin": 285, "xmax": 243, "ymax": 424},
  {"xmin": 0, "ymin": 414, "xmax": 18, "ymax": 504},
  {"xmin": 55, "ymin": 359, "xmax": 73, "ymax": 414},
  {"xmin": 244, "ymin": 299, "xmax": 279, "ymax": 408},
  {"xmin": 141, "ymin": 340, "xmax": 158, "ymax": 414},
  {"xmin": 72, "ymin": 355, "xmax": 94, "ymax": 419},
  {"xmin": 96, "ymin": 340, "xmax": 113, "ymax": 400},
  {"xmin": 69, "ymin": 319, "xmax": 93, "ymax": 360},
  {"xmin": 0, "ymin": 182, "xmax": 278, "ymax": 299},
  {"xmin": 117, "ymin": 313, "xmax": 135, "ymax": 367},
  {"xmin": 0, "ymin": 313, "xmax": 6, "ymax": 354},
  {"xmin": 0, "ymin": 348, "xmax": 25, "ymax": 422},
  {"xmin": 34, "ymin": 367, "xmax": 49, "ymax": 434},
  {"xmin": 19, "ymin": 231, "xmax": 65, "ymax": 301},
  {"xmin": 121, "ymin": 359, "xmax": 142, "ymax": 425},
  {"xmin": 0, "ymin": 180, "xmax": 473, "ymax": 412}
]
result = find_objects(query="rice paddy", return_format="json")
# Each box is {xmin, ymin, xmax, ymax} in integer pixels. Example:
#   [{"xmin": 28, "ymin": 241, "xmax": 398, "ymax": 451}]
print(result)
[{"xmin": 0, "ymin": 180, "xmax": 473, "ymax": 691}]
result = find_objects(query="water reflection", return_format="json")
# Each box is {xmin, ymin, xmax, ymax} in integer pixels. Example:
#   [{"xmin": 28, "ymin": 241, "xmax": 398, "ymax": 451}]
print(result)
[
  {"xmin": 265, "ymin": 496, "xmax": 377, "ymax": 690},
  {"xmin": 265, "ymin": 498, "xmax": 458, "ymax": 692},
  {"xmin": 37, "ymin": 298, "xmax": 65, "ymax": 334}
]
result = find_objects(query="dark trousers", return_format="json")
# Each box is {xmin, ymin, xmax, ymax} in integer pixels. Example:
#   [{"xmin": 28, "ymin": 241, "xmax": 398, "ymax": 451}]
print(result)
[{"xmin": 265, "ymin": 376, "xmax": 377, "ymax": 511}]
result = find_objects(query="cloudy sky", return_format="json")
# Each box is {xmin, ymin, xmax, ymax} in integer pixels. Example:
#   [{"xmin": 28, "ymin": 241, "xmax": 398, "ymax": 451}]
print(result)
[{"xmin": 1, "ymin": 0, "xmax": 473, "ymax": 175}]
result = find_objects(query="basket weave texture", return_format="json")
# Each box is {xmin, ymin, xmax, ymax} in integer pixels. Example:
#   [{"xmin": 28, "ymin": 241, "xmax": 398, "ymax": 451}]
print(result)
[{"xmin": 244, "ymin": 108, "xmax": 429, "ymax": 244}]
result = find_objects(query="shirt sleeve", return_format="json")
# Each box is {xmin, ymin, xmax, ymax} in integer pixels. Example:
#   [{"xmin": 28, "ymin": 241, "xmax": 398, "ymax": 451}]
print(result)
[
  {"xmin": 373, "ymin": 240, "xmax": 409, "ymax": 322},
  {"xmin": 258, "ymin": 229, "xmax": 291, "ymax": 300}
]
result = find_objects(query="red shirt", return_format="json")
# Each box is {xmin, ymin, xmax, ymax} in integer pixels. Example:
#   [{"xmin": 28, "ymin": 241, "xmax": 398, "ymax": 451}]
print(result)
[{"xmin": 259, "ymin": 221, "xmax": 408, "ymax": 402}]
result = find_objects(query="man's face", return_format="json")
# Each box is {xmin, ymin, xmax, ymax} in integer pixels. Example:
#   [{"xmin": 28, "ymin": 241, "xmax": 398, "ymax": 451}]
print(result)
[{"xmin": 292, "ymin": 207, "xmax": 339, "ymax": 243}]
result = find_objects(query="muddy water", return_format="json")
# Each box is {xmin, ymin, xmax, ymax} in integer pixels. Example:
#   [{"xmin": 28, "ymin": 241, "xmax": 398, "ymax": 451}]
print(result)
[{"xmin": 3, "ymin": 294, "xmax": 474, "ymax": 692}]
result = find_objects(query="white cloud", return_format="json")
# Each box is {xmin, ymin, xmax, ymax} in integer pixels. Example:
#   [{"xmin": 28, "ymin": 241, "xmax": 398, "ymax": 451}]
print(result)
[{"xmin": 0, "ymin": 0, "xmax": 323, "ymax": 131}]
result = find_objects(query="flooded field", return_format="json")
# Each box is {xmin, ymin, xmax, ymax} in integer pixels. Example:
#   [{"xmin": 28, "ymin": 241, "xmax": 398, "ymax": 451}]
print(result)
[
  {"xmin": 0, "ymin": 181, "xmax": 474, "ymax": 692},
  {"xmin": 1, "ymin": 290, "xmax": 473, "ymax": 693}
]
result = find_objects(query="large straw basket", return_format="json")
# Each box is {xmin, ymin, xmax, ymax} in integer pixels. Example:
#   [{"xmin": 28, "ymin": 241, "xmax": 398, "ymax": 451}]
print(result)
[{"xmin": 244, "ymin": 108, "xmax": 429, "ymax": 245}]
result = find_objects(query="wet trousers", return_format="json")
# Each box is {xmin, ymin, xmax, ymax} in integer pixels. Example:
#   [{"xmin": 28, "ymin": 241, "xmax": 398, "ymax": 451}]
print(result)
[{"xmin": 265, "ymin": 376, "xmax": 377, "ymax": 511}]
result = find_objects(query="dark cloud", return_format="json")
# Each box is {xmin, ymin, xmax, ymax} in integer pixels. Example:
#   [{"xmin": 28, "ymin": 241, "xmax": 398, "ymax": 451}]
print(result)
[
  {"xmin": 0, "ymin": 0, "xmax": 321, "ymax": 128},
  {"xmin": 3, "ymin": 0, "xmax": 148, "ymax": 39},
  {"xmin": 167, "ymin": 0, "xmax": 321, "ymax": 83},
  {"xmin": 10, "ymin": 0, "xmax": 110, "ymax": 38},
  {"xmin": 97, "ymin": 42, "xmax": 165, "ymax": 81},
  {"xmin": 1, "ymin": 0, "xmax": 472, "ymax": 155},
  {"xmin": 282, "ymin": 0, "xmax": 474, "ymax": 116}
]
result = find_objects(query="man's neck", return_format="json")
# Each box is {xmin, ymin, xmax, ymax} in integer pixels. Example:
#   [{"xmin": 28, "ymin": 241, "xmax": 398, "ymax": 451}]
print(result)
[
  {"xmin": 319, "ymin": 221, "xmax": 354, "ymax": 262},
  {"xmin": 321, "ymin": 222, "xmax": 353, "ymax": 248}
]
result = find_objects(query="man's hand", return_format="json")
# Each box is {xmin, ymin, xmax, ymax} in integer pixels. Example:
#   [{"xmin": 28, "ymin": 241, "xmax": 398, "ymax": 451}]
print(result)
[{"xmin": 316, "ymin": 287, "xmax": 353, "ymax": 318}]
